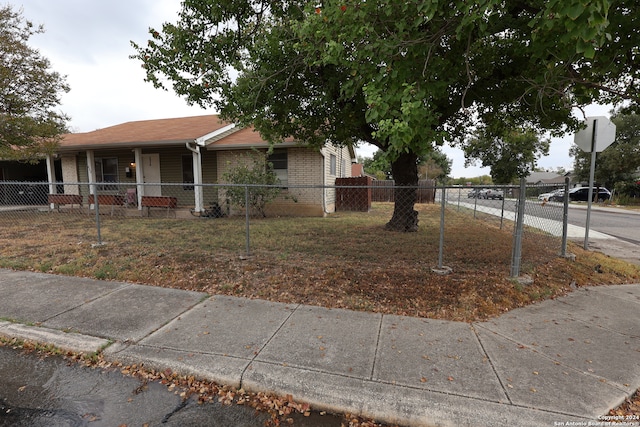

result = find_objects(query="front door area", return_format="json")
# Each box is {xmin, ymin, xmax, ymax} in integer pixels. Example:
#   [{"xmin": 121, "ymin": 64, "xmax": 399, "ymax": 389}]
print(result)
[{"xmin": 141, "ymin": 153, "xmax": 161, "ymax": 196}]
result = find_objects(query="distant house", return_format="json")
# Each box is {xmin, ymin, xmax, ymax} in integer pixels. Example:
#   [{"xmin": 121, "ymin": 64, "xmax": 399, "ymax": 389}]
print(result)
[
  {"xmin": 526, "ymin": 171, "xmax": 573, "ymax": 186},
  {"xmin": 44, "ymin": 115, "xmax": 355, "ymax": 216}
]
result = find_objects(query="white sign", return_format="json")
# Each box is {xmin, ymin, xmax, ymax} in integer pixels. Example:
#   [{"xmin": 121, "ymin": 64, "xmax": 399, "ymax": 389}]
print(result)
[{"xmin": 574, "ymin": 116, "xmax": 616, "ymax": 153}]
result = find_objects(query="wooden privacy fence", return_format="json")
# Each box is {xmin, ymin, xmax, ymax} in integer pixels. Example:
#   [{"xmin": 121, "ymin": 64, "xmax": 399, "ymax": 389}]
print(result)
[
  {"xmin": 336, "ymin": 178, "xmax": 436, "ymax": 211},
  {"xmin": 336, "ymin": 176, "xmax": 372, "ymax": 212},
  {"xmin": 370, "ymin": 180, "xmax": 436, "ymax": 203}
]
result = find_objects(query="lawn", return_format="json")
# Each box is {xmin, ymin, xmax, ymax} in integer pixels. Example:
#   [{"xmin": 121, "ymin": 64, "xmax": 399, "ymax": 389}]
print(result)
[{"xmin": 0, "ymin": 203, "xmax": 638, "ymax": 322}]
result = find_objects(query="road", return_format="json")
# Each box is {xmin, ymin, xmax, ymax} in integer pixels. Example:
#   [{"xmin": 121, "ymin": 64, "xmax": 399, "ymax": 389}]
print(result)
[
  {"xmin": 0, "ymin": 345, "xmax": 339, "ymax": 427},
  {"xmin": 448, "ymin": 194, "xmax": 640, "ymax": 242},
  {"xmin": 565, "ymin": 205, "xmax": 640, "ymax": 244}
]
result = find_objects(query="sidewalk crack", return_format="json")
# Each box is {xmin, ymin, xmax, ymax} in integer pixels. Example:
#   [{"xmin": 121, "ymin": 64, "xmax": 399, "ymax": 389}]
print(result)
[
  {"xmin": 238, "ymin": 303, "xmax": 300, "ymax": 389},
  {"xmin": 471, "ymin": 323, "xmax": 513, "ymax": 405},
  {"xmin": 369, "ymin": 314, "xmax": 384, "ymax": 380},
  {"xmin": 41, "ymin": 283, "xmax": 134, "ymax": 324}
]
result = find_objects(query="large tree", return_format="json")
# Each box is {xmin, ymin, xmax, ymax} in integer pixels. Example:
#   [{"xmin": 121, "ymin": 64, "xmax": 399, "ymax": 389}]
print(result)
[
  {"xmin": 570, "ymin": 111, "xmax": 640, "ymax": 189},
  {"xmin": 462, "ymin": 126, "xmax": 551, "ymax": 184},
  {"xmin": 0, "ymin": 5, "xmax": 69, "ymax": 160},
  {"xmin": 132, "ymin": 0, "xmax": 634, "ymax": 231},
  {"xmin": 363, "ymin": 148, "xmax": 452, "ymax": 182}
]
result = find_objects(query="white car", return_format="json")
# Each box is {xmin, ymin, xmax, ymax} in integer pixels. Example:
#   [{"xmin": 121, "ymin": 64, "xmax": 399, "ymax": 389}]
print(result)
[{"xmin": 538, "ymin": 189, "xmax": 563, "ymax": 201}]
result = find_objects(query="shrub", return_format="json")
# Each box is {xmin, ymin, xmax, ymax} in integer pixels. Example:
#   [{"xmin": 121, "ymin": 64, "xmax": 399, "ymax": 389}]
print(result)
[
  {"xmin": 222, "ymin": 151, "xmax": 282, "ymax": 217},
  {"xmin": 613, "ymin": 181, "xmax": 640, "ymax": 205}
]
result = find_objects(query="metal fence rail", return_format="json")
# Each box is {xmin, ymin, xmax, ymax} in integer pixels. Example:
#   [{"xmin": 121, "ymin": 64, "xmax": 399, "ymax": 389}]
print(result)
[{"xmin": 0, "ymin": 180, "xmax": 570, "ymax": 280}]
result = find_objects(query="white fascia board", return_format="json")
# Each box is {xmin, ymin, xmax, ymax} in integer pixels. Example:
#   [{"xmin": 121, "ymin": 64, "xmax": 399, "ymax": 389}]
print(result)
[{"xmin": 195, "ymin": 123, "xmax": 237, "ymax": 146}]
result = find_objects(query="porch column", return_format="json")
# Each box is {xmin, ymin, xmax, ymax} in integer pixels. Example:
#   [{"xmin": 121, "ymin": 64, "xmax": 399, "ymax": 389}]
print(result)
[
  {"xmin": 86, "ymin": 150, "xmax": 96, "ymax": 209},
  {"xmin": 187, "ymin": 142, "xmax": 204, "ymax": 212},
  {"xmin": 133, "ymin": 148, "xmax": 143, "ymax": 210},
  {"xmin": 46, "ymin": 154, "xmax": 56, "ymax": 209},
  {"xmin": 45, "ymin": 154, "xmax": 56, "ymax": 192}
]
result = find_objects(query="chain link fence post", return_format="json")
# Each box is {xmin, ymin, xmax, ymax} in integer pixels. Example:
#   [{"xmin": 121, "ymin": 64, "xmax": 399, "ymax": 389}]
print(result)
[
  {"xmin": 438, "ymin": 184, "xmax": 446, "ymax": 268},
  {"xmin": 510, "ymin": 178, "xmax": 526, "ymax": 278},
  {"xmin": 92, "ymin": 183, "xmax": 103, "ymax": 246},
  {"xmin": 561, "ymin": 176, "xmax": 570, "ymax": 257},
  {"xmin": 432, "ymin": 183, "xmax": 451, "ymax": 274},
  {"xmin": 244, "ymin": 185, "xmax": 251, "ymax": 257},
  {"xmin": 500, "ymin": 187, "xmax": 506, "ymax": 229},
  {"xmin": 473, "ymin": 187, "xmax": 478, "ymax": 219}
]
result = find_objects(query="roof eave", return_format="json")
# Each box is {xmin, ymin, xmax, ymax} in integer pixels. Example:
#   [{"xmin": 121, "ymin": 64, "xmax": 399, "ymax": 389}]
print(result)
[
  {"xmin": 57, "ymin": 139, "xmax": 195, "ymax": 153},
  {"xmin": 206, "ymin": 141, "xmax": 302, "ymax": 151}
]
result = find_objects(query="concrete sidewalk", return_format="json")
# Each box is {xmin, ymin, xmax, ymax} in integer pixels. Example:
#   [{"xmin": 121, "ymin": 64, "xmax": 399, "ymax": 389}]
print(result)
[{"xmin": 0, "ymin": 269, "xmax": 638, "ymax": 426}]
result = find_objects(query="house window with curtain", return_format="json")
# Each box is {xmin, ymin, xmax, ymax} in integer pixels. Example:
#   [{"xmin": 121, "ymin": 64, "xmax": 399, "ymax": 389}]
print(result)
[
  {"xmin": 267, "ymin": 149, "xmax": 288, "ymax": 186},
  {"xmin": 95, "ymin": 157, "xmax": 118, "ymax": 191},
  {"xmin": 182, "ymin": 155, "xmax": 194, "ymax": 190}
]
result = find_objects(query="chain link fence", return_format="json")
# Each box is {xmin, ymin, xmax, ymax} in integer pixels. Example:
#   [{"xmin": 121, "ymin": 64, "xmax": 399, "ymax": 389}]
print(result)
[{"xmin": 0, "ymin": 179, "xmax": 570, "ymax": 280}]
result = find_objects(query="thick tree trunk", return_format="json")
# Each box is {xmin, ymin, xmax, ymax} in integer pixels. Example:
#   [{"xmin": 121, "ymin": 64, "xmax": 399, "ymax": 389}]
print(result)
[{"xmin": 385, "ymin": 151, "xmax": 420, "ymax": 232}]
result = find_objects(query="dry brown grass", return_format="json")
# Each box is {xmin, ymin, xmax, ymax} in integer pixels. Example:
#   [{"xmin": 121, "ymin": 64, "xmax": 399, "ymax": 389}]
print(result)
[{"xmin": 1, "ymin": 203, "xmax": 639, "ymax": 322}]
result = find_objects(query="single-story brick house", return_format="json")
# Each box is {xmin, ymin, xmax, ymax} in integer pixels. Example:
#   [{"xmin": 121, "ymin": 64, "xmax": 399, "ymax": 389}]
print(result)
[{"xmin": 45, "ymin": 114, "xmax": 355, "ymax": 216}]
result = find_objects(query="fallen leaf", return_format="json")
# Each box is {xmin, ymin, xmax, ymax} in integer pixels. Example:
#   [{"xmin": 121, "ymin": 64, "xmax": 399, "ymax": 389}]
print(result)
[{"xmin": 420, "ymin": 377, "xmax": 427, "ymax": 383}]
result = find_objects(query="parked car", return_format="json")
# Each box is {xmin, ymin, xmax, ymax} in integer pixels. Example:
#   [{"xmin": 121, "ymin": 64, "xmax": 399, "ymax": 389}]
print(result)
[
  {"xmin": 481, "ymin": 189, "xmax": 504, "ymax": 200},
  {"xmin": 538, "ymin": 189, "xmax": 564, "ymax": 201},
  {"xmin": 548, "ymin": 190, "xmax": 565, "ymax": 202},
  {"xmin": 467, "ymin": 188, "xmax": 503, "ymax": 199},
  {"xmin": 568, "ymin": 187, "xmax": 611, "ymax": 202},
  {"xmin": 467, "ymin": 189, "xmax": 481, "ymax": 198},
  {"xmin": 538, "ymin": 189, "xmax": 563, "ymax": 201},
  {"xmin": 10, "ymin": 183, "xmax": 49, "ymax": 205}
]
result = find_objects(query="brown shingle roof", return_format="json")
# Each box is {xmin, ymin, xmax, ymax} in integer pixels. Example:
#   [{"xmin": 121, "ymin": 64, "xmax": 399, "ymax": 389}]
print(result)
[
  {"xmin": 205, "ymin": 126, "xmax": 297, "ymax": 150},
  {"xmin": 59, "ymin": 115, "xmax": 234, "ymax": 151}
]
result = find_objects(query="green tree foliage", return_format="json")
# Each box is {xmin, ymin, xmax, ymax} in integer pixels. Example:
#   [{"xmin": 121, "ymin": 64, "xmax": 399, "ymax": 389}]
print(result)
[
  {"xmin": 361, "ymin": 150, "xmax": 391, "ymax": 180},
  {"xmin": 132, "ymin": 0, "xmax": 632, "ymax": 231},
  {"xmin": 463, "ymin": 127, "xmax": 550, "ymax": 184},
  {"xmin": 0, "ymin": 6, "xmax": 69, "ymax": 160},
  {"xmin": 614, "ymin": 181, "xmax": 640, "ymax": 203},
  {"xmin": 570, "ymin": 111, "xmax": 640, "ymax": 189},
  {"xmin": 222, "ymin": 151, "xmax": 282, "ymax": 217},
  {"xmin": 362, "ymin": 148, "xmax": 452, "ymax": 181}
]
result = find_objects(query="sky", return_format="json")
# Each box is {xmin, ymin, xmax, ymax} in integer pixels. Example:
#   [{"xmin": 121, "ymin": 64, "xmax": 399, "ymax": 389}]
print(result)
[{"xmin": 16, "ymin": 0, "xmax": 612, "ymax": 178}]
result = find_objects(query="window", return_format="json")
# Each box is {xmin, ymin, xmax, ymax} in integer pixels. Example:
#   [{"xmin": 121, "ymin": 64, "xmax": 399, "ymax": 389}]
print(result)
[
  {"xmin": 330, "ymin": 154, "xmax": 336, "ymax": 175},
  {"xmin": 182, "ymin": 155, "xmax": 194, "ymax": 190},
  {"xmin": 267, "ymin": 149, "xmax": 288, "ymax": 186},
  {"xmin": 95, "ymin": 157, "xmax": 118, "ymax": 190}
]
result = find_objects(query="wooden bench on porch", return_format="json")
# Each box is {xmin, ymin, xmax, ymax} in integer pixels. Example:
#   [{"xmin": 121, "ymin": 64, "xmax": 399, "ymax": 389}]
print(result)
[
  {"xmin": 141, "ymin": 196, "xmax": 178, "ymax": 217},
  {"xmin": 48, "ymin": 194, "xmax": 83, "ymax": 212},
  {"xmin": 88, "ymin": 194, "xmax": 126, "ymax": 216}
]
